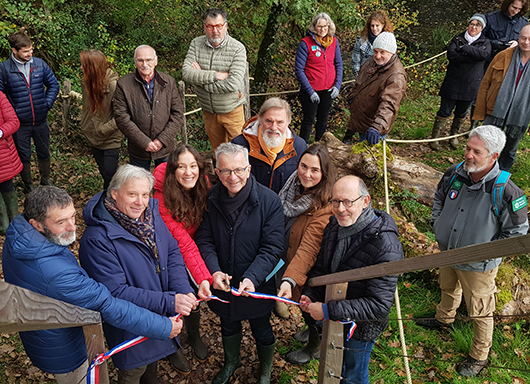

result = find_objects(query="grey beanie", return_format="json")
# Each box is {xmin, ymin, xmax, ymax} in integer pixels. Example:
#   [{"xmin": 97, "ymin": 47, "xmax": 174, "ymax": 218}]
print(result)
[
  {"xmin": 469, "ymin": 13, "xmax": 486, "ymax": 28},
  {"xmin": 373, "ymin": 32, "xmax": 397, "ymax": 54}
]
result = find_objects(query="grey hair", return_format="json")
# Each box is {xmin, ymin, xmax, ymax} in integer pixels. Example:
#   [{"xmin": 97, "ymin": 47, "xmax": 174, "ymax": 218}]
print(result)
[
  {"xmin": 215, "ymin": 143, "xmax": 249, "ymax": 166},
  {"xmin": 24, "ymin": 186, "xmax": 73, "ymax": 224},
  {"xmin": 308, "ymin": 12, "xmax": 336, "ymax": 36},
  {"xmin": 134, "ymin": 45, "xmax": 157, "ymax": 60},
  {"xmin": 203, "ymin": 7, "xmax": 227, "ymax": 23},
  {"xmin": 358, "ymin": 178, "xmax": 370, "ymax": 198},
  {"xmin": 258, "ymin": 97, "xmax": 292, "ymax": 125},
  {"xmin": 469, "ymin": 125, "xmax": 506, "ymax": 156},
  {"xmin": 107, "ymin": 164, "xmax": 155, "ymax": 198}
]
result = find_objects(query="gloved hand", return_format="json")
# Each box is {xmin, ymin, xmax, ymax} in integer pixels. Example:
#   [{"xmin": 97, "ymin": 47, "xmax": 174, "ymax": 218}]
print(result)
[
  {"xmin": 310, "ymin": 92, "xmax": 320, "ymax": 103},
  {"xmin": 366, "ymin": 127, "xmax": 381, "ymax": 145},
  {"xmin": 329, "ymin": 86, "xmax": 339, "ymax": 99}
]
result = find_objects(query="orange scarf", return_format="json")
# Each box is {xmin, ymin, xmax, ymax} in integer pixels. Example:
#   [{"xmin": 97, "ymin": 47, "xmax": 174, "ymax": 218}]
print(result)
[
  {"xmin": 315, "ymin": 35, "xmax": 333, "ymax": 49},
  {"xmin": 258, "ymin": 126, "xmax": 286, "ymax": 164}
]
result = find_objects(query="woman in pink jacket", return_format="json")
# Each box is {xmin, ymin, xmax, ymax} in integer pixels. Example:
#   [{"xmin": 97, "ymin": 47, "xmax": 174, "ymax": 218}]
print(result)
[
  {"xmin": 0, "ymin": 91, "xmax": 22, "ymax": 235},
  {"xmin": 153, "ymin": 143, "xmax": 212, "ymax": 373}
]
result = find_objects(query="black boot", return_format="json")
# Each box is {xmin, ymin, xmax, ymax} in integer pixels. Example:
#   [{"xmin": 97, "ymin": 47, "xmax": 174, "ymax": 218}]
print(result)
[
  {"xmin": 168, "ymin": 347, "xmax": 191, "ymax": 375},
  {"xmin": 430, "ymin": 117, "xmax": 446, "ymax": 150},
  {"xmin": 450, "ymin": 117, "xmax": 466, "ymax": 149},
  {"xmin": 20, "ymin": 164, "xmax": 34, "ymax": 194},
  {"xmin": 184, "ymin": 308, "xmax": 208, "ymax": 361},
  {"xmin": 212, "ymin": 333, "xmax": 242, "ymax": 384},
  {"xmin": 38, "ymin": 158, "xmax": 53, "ymax": 186},
  {"xmin": 342, "ymin": 130, "xmax": 354, "ymax": 145},
  {"xmin": 0, "ymin": 195, "xmax": 8, "ymax": 235},
  {"xmin": 256, "ymin": 342, "xmax": 275, "ymax": 384},
  {"xmin": 285, "ymin": 325, "xmax": 320, "ymax": 365}
]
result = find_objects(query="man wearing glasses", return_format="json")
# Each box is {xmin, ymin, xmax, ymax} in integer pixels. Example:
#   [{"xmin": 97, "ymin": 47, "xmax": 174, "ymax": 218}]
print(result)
[
  {"xmin": 298, "ymin": 175, "xmax": 403, "ymax": 384},
  {"xmin": 195, "ymin": 143, "xmax": 283, "ymax": 384},
  {"xmin": 113, "ymin": 45, "xmax": 184, "ymax": 171},
  {"xmin": 183, "ymin": 7, "xmax": 247, "ymax": 152}
]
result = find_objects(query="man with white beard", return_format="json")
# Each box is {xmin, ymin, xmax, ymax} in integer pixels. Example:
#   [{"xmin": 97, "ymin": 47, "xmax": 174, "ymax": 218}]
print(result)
[
  {"xmin": 232, "ymin": 97, "xmax": 307, "ymax": 193},
  {"xmin": 416, "ymin": 125, "xmax": 528, "ymax": 377}
]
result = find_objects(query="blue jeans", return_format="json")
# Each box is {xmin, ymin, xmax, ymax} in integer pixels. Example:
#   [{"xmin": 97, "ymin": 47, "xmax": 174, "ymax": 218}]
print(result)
[
  {"xmin": 13, "ymin": 121, "xmax": 50, "ymax": 164},
  {"xmin": 129, "ymin": 156, "xmax": 167, "ymax": 172},
  {"xmin": 341, "ymin": 336, "xmax": 375, "ymax": 384}
]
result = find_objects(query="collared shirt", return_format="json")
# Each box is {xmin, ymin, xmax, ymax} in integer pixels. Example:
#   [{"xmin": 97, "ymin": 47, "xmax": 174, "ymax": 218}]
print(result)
[
  {"xmin": 140, "ymin": 75, "xmax": 155, "ymax": 104},
  {"xmin": 11, "ymin": 54, "xmax": 33, "ymax": 84}
]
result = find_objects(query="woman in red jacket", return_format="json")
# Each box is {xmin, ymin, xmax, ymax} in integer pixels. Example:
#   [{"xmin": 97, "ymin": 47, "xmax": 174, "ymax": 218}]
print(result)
[
  {"xmin": 153, "ymin": 143, "xmax": 212, "ymax": 373},
  {"xmin": 0, "ymin": 91, "xmax": 22, "ymax": 234}
]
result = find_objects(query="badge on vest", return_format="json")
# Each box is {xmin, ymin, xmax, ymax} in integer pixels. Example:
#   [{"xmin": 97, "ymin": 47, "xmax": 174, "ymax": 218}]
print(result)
[
  {"xmin": 449, "ymin": 190, "xmax": 458, "ymax": 200},
  {"xmin": 316, "ymin": 51, "xmax": 322, "ymax": 57},
  {"xmin": 451, "ymin": 180, "xmax": 463, "ymax": 190},
  {"xmin": 512, "ymin": 195, "xmax": 528, "ymax": 212},
  {"xmin": 312, "ymin": 45, "xmax": 317, "ymax": 51}
]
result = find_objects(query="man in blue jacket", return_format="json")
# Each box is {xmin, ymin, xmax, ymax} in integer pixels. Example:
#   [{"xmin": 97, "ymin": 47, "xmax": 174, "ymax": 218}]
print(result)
[
  {"xmin": 79, "ymin": 164, "xmax": 197, "ymax": 382},
  {"xmin": 0, "ymin": 31, "xmax": 60, "ymax": 192},
  {"xmin": 2, "ymin": 186, "xmax": 182, "ymax": 384}
]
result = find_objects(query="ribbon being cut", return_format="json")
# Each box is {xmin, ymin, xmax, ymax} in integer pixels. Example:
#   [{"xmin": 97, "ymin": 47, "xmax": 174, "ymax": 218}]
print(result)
[{"xmin": 86, "ymin": 288, "xmax": 356, "ymax": 383}]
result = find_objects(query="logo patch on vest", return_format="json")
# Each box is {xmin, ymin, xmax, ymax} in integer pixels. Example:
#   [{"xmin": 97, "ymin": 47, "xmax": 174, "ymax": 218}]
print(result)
[
  {"xmin": 312, "ymin": 45, "xmax": 317, "ymax": 51},
  {"xmin": 316, "ymin": 51, "xmax": 322, "ymax": 57},
  {"xmin": 512, "ymin": 195, "xmax": 528, "ymax": 212},
  {"xmin": 449, "ymin": 190, "xmax": 458, "ymax": 200},
  {"xmin": 451, "ymin": 180, "xmax": 463, "ymax": 190}
]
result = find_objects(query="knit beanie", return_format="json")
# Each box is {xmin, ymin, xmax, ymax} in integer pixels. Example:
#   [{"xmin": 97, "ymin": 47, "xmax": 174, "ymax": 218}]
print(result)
[
  {"xmin": 373, "ymin": 32, "xmax": 397, "ymax": 54},
  {"xmin": 469, "ymin": 13, "xmax": 486, "ymax": 28}
]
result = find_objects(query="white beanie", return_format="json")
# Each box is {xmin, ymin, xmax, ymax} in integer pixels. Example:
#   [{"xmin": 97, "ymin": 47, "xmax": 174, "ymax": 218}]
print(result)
[{"xmin": 373, "ymin": 32, "xmax": 397, "ymax": 54}]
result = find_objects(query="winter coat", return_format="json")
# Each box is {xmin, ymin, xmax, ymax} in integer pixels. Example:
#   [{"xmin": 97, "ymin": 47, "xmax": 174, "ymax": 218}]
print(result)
[
  {"xmin": 283, "ymin": 204, "xmax": 333, "ymax": 300},
  {"xmin": 439, "ymin": 32, "xmax": 491, "ymax": 101},
  {"xmin": 0, "ymin": 57, "xmax": 59, "ymax": 125},
  {"xmin": 79, "ymin": 192, "xmax": 193, "ymax": 370},
  {"xmin": 195, "ymin": 176, "xmax": 284, "ymax": 321},
  {"xmin": 347, "ymin": 54, "xmax": 407, "ymax": 135},
  {"xmin": 232, "ymin": 116, "xmax": 307, "ymax": 193},
  {"xmin": 153, "ymin": 162, "xmax": 213, "ymax": 286},
  {"xmin": 484, "ymin": 10, "xmax": 528, "ymax": 56},
  {"xmin": 113, "ymin": 70, "xmax": 184, "ymax": 160},
  {"xmin": 432, "ymin": 161, "xmax": 528, "ymax": 271},
  {"xmin": 2, "ymin": 214, "xmax": 173, "ymax": 374},
  {"xmin": 182, "ymin": 34, "xmax": 247, "ymax": 114},
  {"xmin": 303, "ymin": 210, "xmax": 404, "ymax": 342},
  {"xmin": 295, "ymin": 31, "xmax": 343, "ymax": 94},
  {"xmin": 473, "ymin": 46, "xmax": 514, "ymax": 121},
  {"xmin": 351, "ymin": 36, "xmax": 373, "ymax": 78},
  {"xmin": 0, "ymin": 91, "xmax": 22, "ymax": 183},
  {"xmin": 80, "ymin": 69, "xmax": 123, "ymax": 150}
]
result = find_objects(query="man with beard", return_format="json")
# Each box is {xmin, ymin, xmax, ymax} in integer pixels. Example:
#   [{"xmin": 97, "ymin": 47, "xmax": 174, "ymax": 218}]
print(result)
[
  {"xmin": 232, "ymin": 97, "xmax": 307, "ymax": 193},
  {"xmin": 342, "ymin": 32, "xmax": 407, "ymax": 145},
  {"xmin": 2, "ymin": 186, "xmax": 182, "ymax": 384},
  {"xmin": 416, "ymin": 125, "xmax": 528, "ymax": 377}
]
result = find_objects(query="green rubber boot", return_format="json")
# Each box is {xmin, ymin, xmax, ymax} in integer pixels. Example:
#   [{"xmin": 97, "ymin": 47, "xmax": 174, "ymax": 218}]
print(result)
[
  {"xmin": 256, "ymin": 342, "xmax": 275, "ymax": 384},
  {"xmin": 212, "ymin": 333, "xmax": 242, "ymax": 384},
  {"xmin": 0, "ymin": 194, "xmax": 8, "ymax": 235}
]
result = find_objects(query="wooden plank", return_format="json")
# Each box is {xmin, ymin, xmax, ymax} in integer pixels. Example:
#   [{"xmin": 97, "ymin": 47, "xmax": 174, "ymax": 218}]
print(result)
[
  {"xmin": 309, "ymin": 233, "xmax": 530, "ymax": 287},
  {"xmin": 319, "ymin": 283, "xmax": 348, "ymax": 384},
  {"xmin": 0, "ymin": 281, "xmax": 101, "ymax": 333},
  {"xmin": 84, "ymin": 324, "xmax": 109, "ymax": 384}
]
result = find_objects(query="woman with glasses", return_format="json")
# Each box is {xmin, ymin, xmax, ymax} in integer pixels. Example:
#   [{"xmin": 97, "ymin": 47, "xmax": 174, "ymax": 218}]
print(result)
[
  {"xmin": 79, "ymin": 50, "xmax": 123, "ymax": 190},
  {"xmin": 153, "ymin": 143, "xmax": 212, "ymax": 373},
  {"xmin": 295, "ymin": 13, "xmax": 343, "ymax": 143},
  {"xmin": 351, "ymin": 10, "xmax": 394, "ymax": 78},
  {"xmin": 430, "ymin": 14, "xmax": 491, "ymax": 150},
  {"xmin": 276, "ymin": 144, "xmax": 335, "ymax": 364}
]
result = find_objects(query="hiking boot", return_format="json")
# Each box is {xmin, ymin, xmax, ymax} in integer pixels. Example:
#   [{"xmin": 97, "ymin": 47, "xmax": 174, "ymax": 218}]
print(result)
[
  {"xmin": 168, "ymin": 348, "xmax": 191, "ymax": 375},
  {"xmin": 455, "ymin": 355, "xmax": 488, "ymax": 377},
  {"xmin": 415, "ymin": 318, "xmax": 452, "ymax": 330}
]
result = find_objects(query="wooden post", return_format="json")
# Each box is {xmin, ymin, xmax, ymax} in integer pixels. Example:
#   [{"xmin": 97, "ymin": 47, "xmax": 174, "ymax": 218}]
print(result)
[
  {"xmin": 318, "ymin": 282, "xmax": 348, "ymax": 384},
  {"xmin": 178, "ymin": 81, "xmax": 188, "ymax": 144},
  {"xmin": 243, "ymin": 62, "xmax": 250, "ymax": 121},
  {"xmin": 62, "ymin": 79, "xmax": 71, "ymax": 130},
  {"xmin": 83, "ymin": 324, "xmax": 109, "ymax": 384}
]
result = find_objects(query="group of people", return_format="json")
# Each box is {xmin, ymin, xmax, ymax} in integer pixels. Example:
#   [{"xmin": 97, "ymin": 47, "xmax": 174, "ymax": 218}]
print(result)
[{"xmin": 1, "ymin": 3, "xmax": 530, "ymax": 384}]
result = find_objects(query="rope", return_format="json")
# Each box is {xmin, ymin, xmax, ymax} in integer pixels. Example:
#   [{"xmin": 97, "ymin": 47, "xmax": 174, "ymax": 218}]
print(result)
[{"xmin": 386, "ymin": 130, "xmax": 470, "ymax": 144}]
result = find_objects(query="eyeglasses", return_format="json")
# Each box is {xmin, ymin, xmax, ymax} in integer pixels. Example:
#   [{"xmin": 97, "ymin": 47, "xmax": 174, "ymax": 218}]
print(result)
[
  {"xmin": 316, "ymin": 25, "xmax": 329, "ymax": 29},
  {"xmin": 469, "ymin": 22, "xmax": 482, "ymax": 28},
  {"xmin": 330, "ymin": 195, "xmax": 363, "ymax": 208},
  {"xmin": 216, "ymin": 166, "xmax": 249, "ymax": 177},
  {"xmin": 205, "ymin": 23, "xmax": 226, "ymax": 31},
  {"xmin": 135, "ymin": 58, "xmax": 155, "ymax": 64}
]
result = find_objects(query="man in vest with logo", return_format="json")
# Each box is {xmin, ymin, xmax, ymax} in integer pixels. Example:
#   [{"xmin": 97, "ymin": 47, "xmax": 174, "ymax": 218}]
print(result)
[{"xmin": 417, "ymin": 125, "xmax": 528, "ymax": 377}]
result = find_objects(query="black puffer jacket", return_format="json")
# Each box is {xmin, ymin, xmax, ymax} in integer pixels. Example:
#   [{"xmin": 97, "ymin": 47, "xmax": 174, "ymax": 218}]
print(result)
[{"xmin": 303, "ymin": 209, "xmax": 403, "ymax": 342}]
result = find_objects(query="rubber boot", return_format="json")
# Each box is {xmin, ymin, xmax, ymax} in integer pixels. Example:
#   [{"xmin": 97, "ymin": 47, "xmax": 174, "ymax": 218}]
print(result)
[
  {"xmin": 168, "ymin": 347, "xmax": 191, "ymax": 375},
  {"xmin": 2, "ymin": 190, "xmax": 19, "ymax": 221},
  {"xmin": 38, "ymin": 158, "xmax": 53, "ymax": 186},
  {"xmin": 274, "ymin": 301, "xmax": 290, "ymax": 319},
  {"xmin": 285, "ymin": 325, "xmax": 320, "ymax": 365},
  {"xmin": 0, "ymin": 195, "xmax": 8, "ymax": 235},
  {"xmin": 430, "ymin": 117, "xmax": 446, "ymax": 150},
  {"xmin": 450, "ymin": 117, "xmax": 466, "ymax": 149},
  {"xmin": 20, "ymin": 163, "xmax": 34, "ymax": 194},
  {"xmin": 256, "ymin": 342, "xmax": 275, "ymax": 384},
  {"xmin": 184, "ymin": 308, "xmax": 208, "ymax": 361},
  {"xmin": 212, "ymin": 333, "xmax": 242, "ymax": 384}
]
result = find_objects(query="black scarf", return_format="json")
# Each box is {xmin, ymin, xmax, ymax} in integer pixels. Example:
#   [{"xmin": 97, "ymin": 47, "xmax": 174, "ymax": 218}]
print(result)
[{"xmin": 219, "ymin": 177, "xmax": 253, "ymax": 225}]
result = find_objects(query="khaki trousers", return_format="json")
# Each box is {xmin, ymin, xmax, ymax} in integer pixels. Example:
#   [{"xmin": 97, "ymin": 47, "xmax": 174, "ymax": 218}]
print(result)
[
  {"xmin": 435, "ymin": 266, "xmax": 498, "ymax": 361},
  {"xmin": 55, "ymin": 359, "xmax": 88, "ymax": 384},
  {"xmin": 203, "ymin": 105, "xmax": 245, "ymax": 152}
]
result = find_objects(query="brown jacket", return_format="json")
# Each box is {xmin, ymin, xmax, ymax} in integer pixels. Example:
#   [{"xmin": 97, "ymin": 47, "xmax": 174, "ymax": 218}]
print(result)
[
  {"xmin": 347, "ymin": 54, "xmax": 407, "ymax": 135},
  {"xmin": 113, "ymin": 70, "xmax": 184, "ymax": 160},
  {"xmin": 473, "ymin": 47, "xmax": 515, "ymax": 121},
  {"xmin": 283, "ymin": 204, "xmax": 333, "ymax": 301}
]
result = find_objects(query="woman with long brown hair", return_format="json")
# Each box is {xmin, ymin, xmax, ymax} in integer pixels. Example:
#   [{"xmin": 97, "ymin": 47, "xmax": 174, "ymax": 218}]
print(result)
[
  {"xmin": 80, "ymin": 50, "xmax": 122, "ymax": 189},
  {"xmin": 276, "ymin": 144, "xmax": 336, "ymax": 364},
  {"xmin": 153, "ymin": 143, "xmax": 212, "ymax": 373}
]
